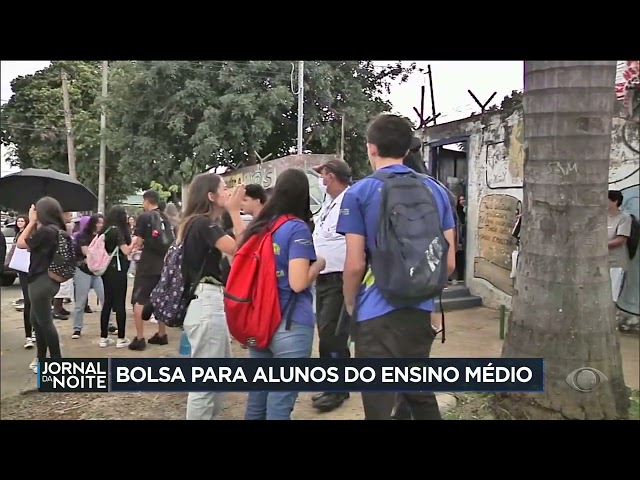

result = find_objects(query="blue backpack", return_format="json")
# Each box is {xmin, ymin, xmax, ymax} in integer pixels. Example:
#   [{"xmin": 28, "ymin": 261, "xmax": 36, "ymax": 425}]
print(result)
[{"xmin": 369, "ymin": 170, "xmax": 452, "ymax": 340}]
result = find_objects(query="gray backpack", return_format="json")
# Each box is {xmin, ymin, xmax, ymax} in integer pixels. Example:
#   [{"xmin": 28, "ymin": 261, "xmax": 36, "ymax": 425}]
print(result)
[{"xmin": 369, "ymin": 170, "xmax": 451, "ymax": 339}]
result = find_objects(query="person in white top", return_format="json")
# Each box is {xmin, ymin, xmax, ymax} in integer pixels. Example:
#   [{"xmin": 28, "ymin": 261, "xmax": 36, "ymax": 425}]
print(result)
[{"xmin": 311, "ymin": 159, "xmax": 352, "ymax": 413}]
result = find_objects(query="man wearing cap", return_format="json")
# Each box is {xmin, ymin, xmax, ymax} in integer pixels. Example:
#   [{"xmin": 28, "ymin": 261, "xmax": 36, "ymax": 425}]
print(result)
[{"xmin": 311, "ymin": 159, "xmax": 353, "ymax": 413}]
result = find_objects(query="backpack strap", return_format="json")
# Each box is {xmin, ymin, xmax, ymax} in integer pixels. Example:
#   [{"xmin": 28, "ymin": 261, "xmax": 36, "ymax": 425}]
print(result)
[
  {"xmin": 101, "ymin": 227, "xmax": 122, "ymax": 271},
  {"xmin": 182, "ymin": 217, "xmax": 213, "ymax": 297},
  {"xmin": 418, "ymin": 174, "xmax": 450, "ymax": 344},
  {"xmin": 282, "ymin": 293, "xmax": 299, "ymax": 331},
  {"xmin": 267, "ymin": 214, "xmax": 295, "ymax": 233}
]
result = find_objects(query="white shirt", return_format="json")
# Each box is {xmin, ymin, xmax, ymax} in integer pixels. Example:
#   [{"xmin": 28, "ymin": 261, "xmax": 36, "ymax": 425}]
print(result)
[{"xmin": 313, "ymin": 187, "xmax": 349, "ymax": 274}]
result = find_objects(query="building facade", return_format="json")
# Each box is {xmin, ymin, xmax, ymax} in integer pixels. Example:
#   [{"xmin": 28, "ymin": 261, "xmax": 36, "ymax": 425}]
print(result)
[{"xmin": 422, "ymin": 102, "xmax": 639, "ymax": 314}]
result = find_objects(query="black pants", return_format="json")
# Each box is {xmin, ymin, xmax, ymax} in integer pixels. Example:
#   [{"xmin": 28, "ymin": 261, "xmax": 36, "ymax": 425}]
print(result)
[
  {"xmin": 19, "ymin": 272, "xmax": 32, "ymax": 338},
  {"xmin": 101, "ymin": 267, "xmax": 128, "ymax": 338},
  {"xmin": 354, "ymin": 308, "xmax": 442, "ymax": 420},
  {"xmin": 315, "ymin": 273, "xmax": 351, "ymax": 360},
  {"xmin": 455, "ymin": 250, "xmax": 466, "ymax": 281},
  {"xmin": 28, "ymin": 274, "xmax": 62, "ymax": 360}
]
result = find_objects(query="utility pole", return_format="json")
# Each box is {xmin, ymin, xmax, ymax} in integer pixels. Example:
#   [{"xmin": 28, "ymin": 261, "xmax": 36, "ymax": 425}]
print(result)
[
  {"xmin": 61, "ymin": 71, "xmax": 77, "ymax": 179},
  {"xmin": 340, "ymin": 113, "xmax": 346, "ymax": 161},
  {"xmin": 98, "ymin": 61, "xmax": 108, "ymax": 214},
  {"xmin": 297, "ymin": 61, "xmax": 304, "ymax": 156}
]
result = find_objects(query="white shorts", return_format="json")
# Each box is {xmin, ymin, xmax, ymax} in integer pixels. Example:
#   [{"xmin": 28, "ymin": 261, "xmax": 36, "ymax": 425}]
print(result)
[
  {"xmin": 55, "ymin": 278, "xmax": 74, "ymax": 300},
  {"xmin": 610, "ymin": 268, "xmax": 625, "ymax": 303}
]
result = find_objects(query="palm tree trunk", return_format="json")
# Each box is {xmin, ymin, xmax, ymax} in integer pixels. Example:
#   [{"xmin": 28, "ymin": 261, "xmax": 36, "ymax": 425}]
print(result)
[{"xmin": 496, "ymin": 61, "xmax": 630, "ymax": 419}]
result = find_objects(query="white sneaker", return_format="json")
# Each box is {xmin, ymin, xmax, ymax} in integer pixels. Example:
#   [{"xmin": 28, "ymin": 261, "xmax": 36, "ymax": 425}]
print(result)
[
  {"xmin": 116, "ymin": 338, "xmax": 131, "ymax": 349},
  {"xmin": 149, "ymin": 314, "xmax": 158, "ymax": 324},
  {"xmin": 31, "ymin": 331, "xmax": 36, "ymax": 341},
  {"xmin": 24, "ymin": 337, "xmax": 34, "ymax": 349},
  {"xmin": 29, "ymin": 358, "xmax": 38, "ymax": 374},
  {"xmin": 99, "ymin": 337, "xmax": 114, "ymax": 348}
]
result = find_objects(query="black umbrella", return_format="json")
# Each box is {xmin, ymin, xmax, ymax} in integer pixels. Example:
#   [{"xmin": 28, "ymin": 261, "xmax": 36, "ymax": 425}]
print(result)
[{"xmin": 0, "ymin": 168, "xmax": 98, "ymax": 213}]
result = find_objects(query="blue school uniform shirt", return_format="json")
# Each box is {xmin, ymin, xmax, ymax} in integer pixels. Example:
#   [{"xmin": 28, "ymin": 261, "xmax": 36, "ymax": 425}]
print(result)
[
  {"xmin": 271, "ymin": 218, "xmax": 317, "ymax": 327},
  {"xmin": 336, "ymin": 164, "xmax": 456, "ymax": 322}
]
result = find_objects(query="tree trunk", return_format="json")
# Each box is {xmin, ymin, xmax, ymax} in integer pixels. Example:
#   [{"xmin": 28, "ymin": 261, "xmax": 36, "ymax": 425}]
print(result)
[
  {"xmin": 496, "ymin": 61, "xmax": 630, "ymax": 420},
  {"xmin": 181, "ymin": 181, "xmax": 190, "ymax": 210}
]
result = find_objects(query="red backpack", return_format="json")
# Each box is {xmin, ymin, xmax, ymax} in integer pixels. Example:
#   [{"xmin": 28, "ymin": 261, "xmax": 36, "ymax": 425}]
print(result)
[{"xmin": 224, "ymin": 215, "xmax": 294, "ymax": 349}]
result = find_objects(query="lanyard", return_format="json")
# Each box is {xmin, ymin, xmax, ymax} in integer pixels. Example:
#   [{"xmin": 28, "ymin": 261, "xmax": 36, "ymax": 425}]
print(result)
[{"xmin": 319, "ymin": 200, "xmax": 338, "ymax": 226}]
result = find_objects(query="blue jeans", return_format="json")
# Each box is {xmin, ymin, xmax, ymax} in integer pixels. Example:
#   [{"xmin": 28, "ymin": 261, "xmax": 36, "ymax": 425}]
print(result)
[
  {"xmin": 73, "ymin": 268, "xmax": 105, "ymax": 332},
  {"xmin": 245, "ymin": 319, "xmax": 314, "ymax": 420}
]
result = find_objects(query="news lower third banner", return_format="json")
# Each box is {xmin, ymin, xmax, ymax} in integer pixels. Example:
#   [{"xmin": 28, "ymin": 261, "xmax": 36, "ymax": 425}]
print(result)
[{"xmin": 37, "ymin": 358, "xmax": 544, "ymax": 393}]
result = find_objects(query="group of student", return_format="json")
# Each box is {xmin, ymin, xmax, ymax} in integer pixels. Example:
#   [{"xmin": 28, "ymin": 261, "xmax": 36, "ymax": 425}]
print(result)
[
  {"xmin": 12, "ymin": 113, "xmax": 457, "ymax": 420},
  {"xmin": 171, "ymin": 113, "xmax": 456, "ymax": 420}
]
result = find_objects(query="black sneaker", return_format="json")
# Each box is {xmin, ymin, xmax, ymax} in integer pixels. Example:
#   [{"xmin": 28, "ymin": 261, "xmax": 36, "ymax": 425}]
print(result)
[
  {"xmin": 84, "ymin": 305, "xmax": 93, "ymax": 314},
  {"xmin": 148, "ymin": 333, "xmax": 169, "ymax": 345},
  {"xmin": 313, "ymin": 393, "xmax": 349, "ymax": 413},
  {"xmin": 71, "ymin": 331, "xmax": 81, "ymax": 339},
  {"xmin": 128, "ymin": 337, "xmax": 147, "ymax": 351},
  {"xmin": 108, "ymin": 325, "xmax": 118, "ymax": 335},
  {"xmin": 53, "ymin": 312, "xmax": 69, "ymax": 320},
  {"xmin": 60, "ymin": 308, "xmax": 71, "ymax": 316},
  {"xmin": 312, "ymin": 392, "xmax": 329, "ymax": 402}
]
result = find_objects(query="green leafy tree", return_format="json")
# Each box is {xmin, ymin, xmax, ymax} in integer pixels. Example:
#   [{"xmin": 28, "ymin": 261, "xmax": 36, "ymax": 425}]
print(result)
[
  {"xmin": 0, "ymin": 61, "xmax": 133, "ymax": 207},
  {"xmin": 106, "ymin": 60, "xmax": 295, "ymax": 189},
  {"xmin": 149, "ymin": 180, "xmax": 179, "ymax": 203},
  {"xmin": 107, "ymin": 61, "xmax": 415, "ymax": 186}
]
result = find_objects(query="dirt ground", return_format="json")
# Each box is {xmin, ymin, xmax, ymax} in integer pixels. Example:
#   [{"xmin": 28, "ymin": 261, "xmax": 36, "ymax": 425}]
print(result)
[{"xmin": 1, "ymin": 281, "xmax": 638, "ymax": 420}]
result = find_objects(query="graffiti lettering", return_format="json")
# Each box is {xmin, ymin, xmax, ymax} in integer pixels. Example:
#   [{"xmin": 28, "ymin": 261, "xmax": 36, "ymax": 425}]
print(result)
[
  {"xmin": 547, "ymin": 162, "xmax": 578, "ymax": 176},
  {"xmin": 226, "ymin": 167, "xmax": 276, "ymax": 189}
]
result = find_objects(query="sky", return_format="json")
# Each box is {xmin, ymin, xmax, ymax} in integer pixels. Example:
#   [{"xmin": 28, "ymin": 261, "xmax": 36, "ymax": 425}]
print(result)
[{"xmin": 0, "ymin": 60, "xmax": 524, "ymax": 177}]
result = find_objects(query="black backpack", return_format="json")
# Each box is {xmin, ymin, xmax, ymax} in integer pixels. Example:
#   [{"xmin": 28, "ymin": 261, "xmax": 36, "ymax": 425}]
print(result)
[
  {"xmin": 370, "ymin": 169, "xmax": 450, "ymax": 308},
  {"xmin": 48, "ymin": 228, "xmax": 76, "ymax": 283},
  {"xmin": 628, "ymin": 214, "xmax": 639, "ymax": 260},
  {"xmin": 146, "ymin": 211, "xmax": 175, "ymax": 255}
]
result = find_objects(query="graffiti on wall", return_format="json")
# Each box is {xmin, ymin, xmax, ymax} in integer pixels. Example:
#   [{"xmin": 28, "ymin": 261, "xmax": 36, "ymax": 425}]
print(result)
[
  {"xmin": 617, "ymin": 184, "xmax": 640, "ymax": 316},
  {"xmin": 226, "ymin": 166, "xmax": 276, "ymax": 189},
  {"xmin": 609, "ymin": 116, "xmax": 639, "ymax": 181},
  {"xmin": 473, "ymin": 194, "xmax": 520, "ymax": 294},
  {"xmin": 485, "ymin": 120, "xmax": 525, "ymax": 189},
  {"xmin": 224, "ymin": 165, "xmax": 326, "ymax": 214},
  {"xmin": 615, "ymin": 60, "xmax": 639, "ymax": 107}
]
